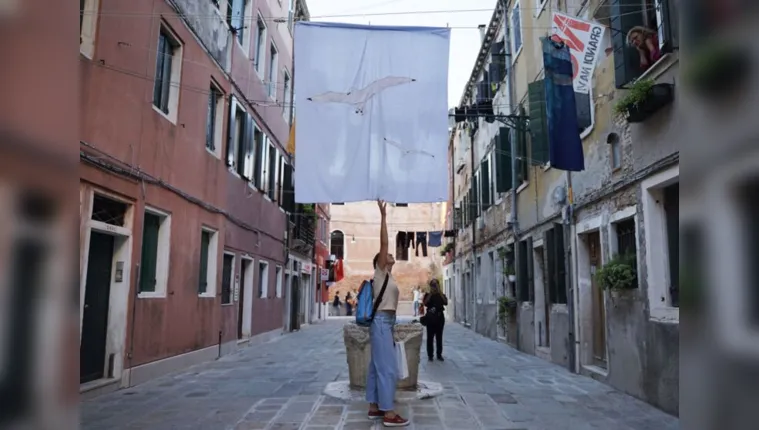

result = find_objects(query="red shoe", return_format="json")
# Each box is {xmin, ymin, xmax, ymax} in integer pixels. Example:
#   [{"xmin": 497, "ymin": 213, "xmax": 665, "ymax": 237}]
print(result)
[
  {"xmin": 367, "ymin": 410, "xmax": 383, "ymax": 420},
  {"xmin": 383, "ymin": 414, "xmax": 410, "ymax": 427}
]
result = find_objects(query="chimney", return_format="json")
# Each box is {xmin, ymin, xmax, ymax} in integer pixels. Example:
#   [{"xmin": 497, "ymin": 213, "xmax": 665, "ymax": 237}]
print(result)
[{"xmin": 478, "ymin": 24, "xmax": 487, "ymax": 43}]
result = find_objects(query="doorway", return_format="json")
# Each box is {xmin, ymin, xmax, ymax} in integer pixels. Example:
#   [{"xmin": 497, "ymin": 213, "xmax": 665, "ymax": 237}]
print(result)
[
  {"xmin": 290, "ymin": 276, "xmax": 300, "ymax": 331},
  {"xmin": 80, "ymin": 231, "xmax": 115, "ymax": 384},
  {"xmin": 239, "ymin": 258, "xmax": 253, "ymax": 339},
  {"xmin": 588, "ymin": 231, "xmax": 607, "ymax": 368}
]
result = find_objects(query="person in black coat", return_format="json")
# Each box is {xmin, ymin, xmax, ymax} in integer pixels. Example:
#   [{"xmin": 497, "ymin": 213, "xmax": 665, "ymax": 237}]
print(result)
[{"xmin": 423, "ymin": 279, "xmax": 448, "ymax": 361}]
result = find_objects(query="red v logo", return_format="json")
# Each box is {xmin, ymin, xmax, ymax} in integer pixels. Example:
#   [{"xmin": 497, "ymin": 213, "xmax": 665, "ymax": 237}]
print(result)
[{"xmin": 553, "ymin": 15, "xmax": 590, "ymax": 53}]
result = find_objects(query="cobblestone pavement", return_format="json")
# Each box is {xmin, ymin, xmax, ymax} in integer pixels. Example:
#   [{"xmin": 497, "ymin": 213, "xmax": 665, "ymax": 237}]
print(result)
[{"xmin": 81, "ymin": 319, "xmax": 679, "ymax": 430}]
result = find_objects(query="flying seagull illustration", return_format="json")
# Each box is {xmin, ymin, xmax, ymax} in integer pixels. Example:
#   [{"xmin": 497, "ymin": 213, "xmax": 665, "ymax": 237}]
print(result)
[
  {"xmin": 307, "ymin": 76, "xmax": 416, "ymax": 115},
  {"xmin": 383, "ymin": 138, "xmax": 435, "ymax": 159}
]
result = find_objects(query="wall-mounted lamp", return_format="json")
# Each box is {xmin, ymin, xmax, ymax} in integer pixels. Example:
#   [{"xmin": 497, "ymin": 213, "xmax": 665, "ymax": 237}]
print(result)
[{"xmin": 351, "ymin": 235, "xmax": 356, "ymax": 244}]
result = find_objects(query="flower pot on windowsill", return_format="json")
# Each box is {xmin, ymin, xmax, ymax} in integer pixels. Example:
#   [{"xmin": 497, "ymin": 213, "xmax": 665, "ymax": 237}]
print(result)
[{"xmin": 622, "ymin": 83, "xmax": 674, "ymax": 123}]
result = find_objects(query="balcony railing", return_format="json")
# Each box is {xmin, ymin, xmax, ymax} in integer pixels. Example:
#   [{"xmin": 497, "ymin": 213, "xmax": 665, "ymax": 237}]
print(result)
[{"xmin": 290, "ymin": 204, "xmax": 315, "ymax": 246}]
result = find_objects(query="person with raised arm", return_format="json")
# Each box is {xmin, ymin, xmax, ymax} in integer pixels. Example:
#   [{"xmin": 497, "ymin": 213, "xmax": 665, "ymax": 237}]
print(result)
[{"xmin": 365, "ymin": 200, "xmax": 409, "ymax": 427}]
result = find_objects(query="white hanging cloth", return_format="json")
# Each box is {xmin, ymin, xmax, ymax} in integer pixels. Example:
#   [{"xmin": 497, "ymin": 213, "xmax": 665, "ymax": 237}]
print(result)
[{"xmin": 293, "ymin": 22, "xmax": 451, "ymax": 203}]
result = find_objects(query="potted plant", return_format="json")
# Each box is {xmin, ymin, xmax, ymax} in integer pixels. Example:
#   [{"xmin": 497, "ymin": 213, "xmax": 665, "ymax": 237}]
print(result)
[
  {"xmin": 301, "ymin": 203, "xmax": 317, "ymax": 220},
  {"xmin": 497, "ymin": 296, "xmax": 517, "ymax": 328},
  {"xmin": 684, "ymin": 41, "xmax": 750, "ymax": 98},
  {"xmin": 613, "ymin": 79, "xmax": 674, "ymax": 123},
  {"xmin": 440, "ymin": 242, "xmax": 454, "ymax": 257},
  {"xmin": 504, "ymin": 266, "xmax": 516, "ymax": 283},
  {"xmin": 595, "ymin": 254, "xmax": 637, "ymax": 300}
]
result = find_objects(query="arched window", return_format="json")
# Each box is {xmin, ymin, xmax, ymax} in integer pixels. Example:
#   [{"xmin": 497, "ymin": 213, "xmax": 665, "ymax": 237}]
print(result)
[{"xmin": 330, "ymin": 230, "xmax": 345, "ymax": 260}]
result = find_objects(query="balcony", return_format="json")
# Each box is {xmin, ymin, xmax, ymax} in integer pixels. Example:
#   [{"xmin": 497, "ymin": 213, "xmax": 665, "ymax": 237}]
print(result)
[{"xmin": 290, "ymin": 204, "xmax": 315, "ymax": 252}]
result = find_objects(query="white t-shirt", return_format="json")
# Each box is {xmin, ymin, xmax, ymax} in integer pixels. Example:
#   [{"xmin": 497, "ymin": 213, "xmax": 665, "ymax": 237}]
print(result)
[
  {"xmin": 372, "ymin": 268, "xmax": 399, "ymax": 312},
  {"xmin": 413, "ymin": 290, "xmax": 421, "ymax": 302}
]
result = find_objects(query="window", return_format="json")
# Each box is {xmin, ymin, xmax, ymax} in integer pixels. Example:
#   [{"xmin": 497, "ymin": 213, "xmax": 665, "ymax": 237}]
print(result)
[
  {"xmin": 282, "ymin": 69, "xmax": 292, "ymax": 120},
  {"xmin": 206, "ymin": 83, "xmax": 224, "ymax": 155},
  {"xmin": 610, "ymin": 0, "xmax": 679, "ymax": 87},
  {"xmin": 277, "ymin": 153, "xmax": 286, "ymax": 204},
  {"xmin": 516, "ymin": 105, "xmax": 529, "ymax": 185},
  {"xmin": 510, "ymin": 1, "xmax": 523, "ymax": 58},
  {"xmin": 258, "ymin": 260, "xmax": 269, "ymax": 298},
  {"xmin": 228, "ymin": 0, "xmax": 252, "ymax": 52},
  {"xmin": 153, "ymin": 25, "xmax": 183, "ymax": 121},
  {"xmin": 226, "ymin": 96, "xmax": 254, "ymax": 179},
  {"xmin": 608, "ymin": 132, "xmax": 622, "ymax": 170},
  {"xmin": 80, "ymin": 0, "xmax": 100, "ymax": 58},
  {"xmin": 495, "ymin": 128, "xmax": 514, "ymax": 193},
  {"xmin": 254, "ymin": 14, "xmax": 267, "ymax": 75},
  {"xmin": 535, "ymin": 0, "xmax": 548, "ymax": 16},
  {"xmin": 253, "ymin": 127, "xmax": 265, "ymax": 188},
  {"xmin": 330, "ymin": 231, "xmax": 345, "ymax": 260},
  {"xmin": 268, "ymin": 43, "xmax": 279, "ymax": 99},
  {"xmin": 258, "ymin": 136, "xmax": 270, "ymax": 191},
  {"xmin": 199, "ymin": 228, "xmax": 219, "ymax": 296},
  {"xmin": 221, "ymin": 253, "xmax": 235, "ymax": 304},
  {"xmin": 282, "ymin": 162, "xmax": 295, "ymax": 213},
  {"xmin": 275, "ymin": 266, "xmax": 283, "ymax": 298},
  {"xmin": 287, "ymin": 0, "xmax": 295, "ymax": 32},
  {"xmin": 138, "ymin": 209, "xmax": 171, "ymax": 297},
  {"xmin": 517, "ymin": 238, "xmax": 534, "ymax": 302},
  {"xmin": 480, "ymin": 158, "xmax": 491, "ymax": 211},
  {"xmin": 267, "ymin": 143, "xmax": 277, "ymax": 200}
]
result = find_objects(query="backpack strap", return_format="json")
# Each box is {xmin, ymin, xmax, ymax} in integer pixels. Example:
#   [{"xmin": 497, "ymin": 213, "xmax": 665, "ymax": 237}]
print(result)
[{"xmin": 370, "ymin": 273, "xmax": 390, "ymax": 321}]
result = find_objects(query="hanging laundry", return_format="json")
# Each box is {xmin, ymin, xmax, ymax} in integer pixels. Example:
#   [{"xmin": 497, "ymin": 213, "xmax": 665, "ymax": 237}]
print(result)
[
  {"xmin": 443, "ymin": 230, "xmax": 456, "ymax": 238},
  {"xmin": 415, "ymin": 232, "xmax": 428, "ymax": 257},
  {"xmin": 406, "ymin": 231, "xmax": 415, "ymax": 249},
  {"xmin": 541, "ymin": 37, "xmax": 585, "ymax": 171},
  {"xmin": 395, "ymin": 231, "xmax": 409, "ymax": 261},
  {"xmin": 333, "ymin": 259, "xmax": 344, "ymax": 282},
  {"xmin": 292, "ymin": 22, "xmax": 452, "ymax": 203},
  {"xmin": 428, "ymin": 231, "xmax": 443, "ymax": 247}
]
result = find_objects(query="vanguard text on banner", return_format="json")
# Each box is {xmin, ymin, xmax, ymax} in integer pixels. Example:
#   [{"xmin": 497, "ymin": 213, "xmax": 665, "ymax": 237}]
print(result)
[{"xmin": 293, "ymin": 22, "xmax": 451, "ymax": 204}]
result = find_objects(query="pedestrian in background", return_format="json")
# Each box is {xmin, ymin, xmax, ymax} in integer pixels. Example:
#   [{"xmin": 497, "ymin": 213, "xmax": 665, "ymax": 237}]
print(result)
[
  {"xmin": 345, "ymin": 291, "xmax": 353, "ymax": 316},
  {"xmin": 412, "ymin": 287, "xmax": 422, "ymax": 317},
  {"xmin": 332, "ymin": 293, "xmax": 341, "ymax": 316},
  {"xmin": 423, "ymin": 279, "xmax": 447, "ymax": 361}
]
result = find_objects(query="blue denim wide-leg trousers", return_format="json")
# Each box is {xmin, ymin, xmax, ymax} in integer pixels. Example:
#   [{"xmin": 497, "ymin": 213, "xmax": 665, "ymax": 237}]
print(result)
[{"xmin": 366, "ymin": 312, "xmax": 397, "ymax": 411}]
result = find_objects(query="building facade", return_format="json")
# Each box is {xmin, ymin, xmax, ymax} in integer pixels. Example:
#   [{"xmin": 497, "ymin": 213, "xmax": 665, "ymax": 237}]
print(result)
[
  {"xmin": 328, "ymin": 202, "xmax": 446, "ymax": 313},
  {"xmin": 79, "ymin": 0, "xmax": 308, "ymax": 395},
  {"xmin": 445, "ymin": 0, "xmax": 679, "ymax": 415}
]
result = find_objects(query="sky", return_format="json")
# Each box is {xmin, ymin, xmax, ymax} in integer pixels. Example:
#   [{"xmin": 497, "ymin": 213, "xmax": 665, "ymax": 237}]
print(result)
[{"xmin": 303, "ymin": 0, "xmax": 497, "ymax": 108}]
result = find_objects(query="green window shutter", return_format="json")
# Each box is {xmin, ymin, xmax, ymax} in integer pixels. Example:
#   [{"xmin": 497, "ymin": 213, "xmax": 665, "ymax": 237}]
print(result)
[
  {"xmin": 528, "ymin": 81, "xmax": 549, "ymax": 165},
  {"xmin": 610, "ymin": 0, "xmax": 645, "ymax": 87},
  {"xmin": 480, "ymin": 160, "xmax": 491, "ymax": 210},
  {"xmin": 554, "ymin": 224, "xmax": 567, "ymax": 304},
  {"xmin": 517, "ymin": 109, "xmax": 529, "ymax": 183},
  {"xmin": 495, "ymin": 128, "xmax": 513, "ymax": 193},
  {"xmin": 526, "ymin": 237, "xmax": 534, "ymax": 302},
  {"xmin": 545, "ymin": 229, "xmax": 556, "ymax": 304},
  {"xmin": 199, "ymin": 231, "xmax": 210, "ymax": 293},
  {"xmin": 473, "ymin": 173, "xmax": 480, "ymax": 218},
  {"xmin": 139, "ymin": 213, "xmax": 160, "ymax": 293},
  {"xmin": 463, "ymin": 193, "xmax": 468, "ymax": 226}
]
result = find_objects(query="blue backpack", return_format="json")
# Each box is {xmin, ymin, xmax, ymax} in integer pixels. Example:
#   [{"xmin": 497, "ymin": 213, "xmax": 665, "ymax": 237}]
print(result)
[{"xmin": 355, "ymin": 274, "xmax": 390, "ymax": 327}]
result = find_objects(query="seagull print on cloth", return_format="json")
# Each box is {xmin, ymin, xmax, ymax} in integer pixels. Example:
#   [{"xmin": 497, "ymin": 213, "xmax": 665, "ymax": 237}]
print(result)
[
  {"xmin": 307, "ymin": 76, "xmax": 416, "ymax": 115},
  {"xmin": 383, "ymin": 138, "xmax": 435, "ymax": 159}
]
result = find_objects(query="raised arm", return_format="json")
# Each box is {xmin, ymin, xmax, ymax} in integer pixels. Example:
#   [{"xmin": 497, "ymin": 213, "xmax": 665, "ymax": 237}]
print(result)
[{"xmin": 377, "ymin": 199, "xmax": 388, "ymax": 270}]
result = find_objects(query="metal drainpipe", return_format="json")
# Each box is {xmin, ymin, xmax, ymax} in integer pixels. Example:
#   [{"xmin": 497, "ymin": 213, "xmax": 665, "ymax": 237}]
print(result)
[
  {"xmin": 470, "ymin": 123, "xmax": 477, "ymax": 329},
  {"xmin": 503, "ymin": 0, "xmax": 521, "ymax": 347}
]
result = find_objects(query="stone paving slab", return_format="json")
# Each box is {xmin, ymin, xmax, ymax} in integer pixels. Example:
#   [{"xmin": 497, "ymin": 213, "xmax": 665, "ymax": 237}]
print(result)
[{"xmin": 81, "ymin": 319, "xmax": 679, "ymax": 430}]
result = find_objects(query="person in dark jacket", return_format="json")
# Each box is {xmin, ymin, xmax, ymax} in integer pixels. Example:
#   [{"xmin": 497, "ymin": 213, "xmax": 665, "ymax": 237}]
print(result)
[
  {"xmin": 423, "ymin": 279, "xmax": 448, "ymax": 361},
  {"xmin": 332, "ymin": 293, "xmax": 341, "ymax": 316},
  {"xmin": 345, "ymin": 292, "xmax": 353, "ymax": 316}
]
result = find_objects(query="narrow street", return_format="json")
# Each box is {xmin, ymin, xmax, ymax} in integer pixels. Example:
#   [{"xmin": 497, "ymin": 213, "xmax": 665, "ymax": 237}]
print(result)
[{"xmin": 81, "ymin": 320, "xmax": 678, "ymax": 430}]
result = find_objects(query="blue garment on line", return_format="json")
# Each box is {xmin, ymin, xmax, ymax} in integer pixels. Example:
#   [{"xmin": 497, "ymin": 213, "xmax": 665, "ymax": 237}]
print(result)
[
  {"xmin": 366, "ymin": 312, "xmax": 397, "ymax": 411},
  {"xmin": 541, "ymin": 37, "xmax": 585, "ymax": 172},
  {"xmin": 428, "ymin": 231, "xmax": 443, "ymax": 247}
]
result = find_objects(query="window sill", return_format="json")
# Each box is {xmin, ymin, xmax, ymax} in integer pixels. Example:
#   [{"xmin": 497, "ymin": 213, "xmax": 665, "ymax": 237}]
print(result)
[
  {"xmin": 511, "ymin": 45, "xmax": 523, "ymax": 65},
  {"xmin": 516, "ymin": 181, "xmax": 528, "ymax": 194},
  {"xmin": 649, "ymin": 306, "xmax": 679, "ymax": 324},
  {"xmin": 632, "ymin": 53, "xmax": 678, "ymax": 85},
  {"xmin": 198, "ymin": 293, "xmax": 216, "ymax": 299},
  {"xmin": 152, "ymin": 104, "xmax": 177, "ymax": 125},
  {"xmin": 542, "ymin": 162, "xmax": 551, "ymax": 171},
  {"xmin": 221, "ymin": 302, "xmax": 234, "ymax": 306},
  {"xmin": 206, "ymin": 146, "xmax": 221, "ymax": 159},
  {"xmin": 138, "ymin": 291, "xmax": 166, "ymax": 299}
]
